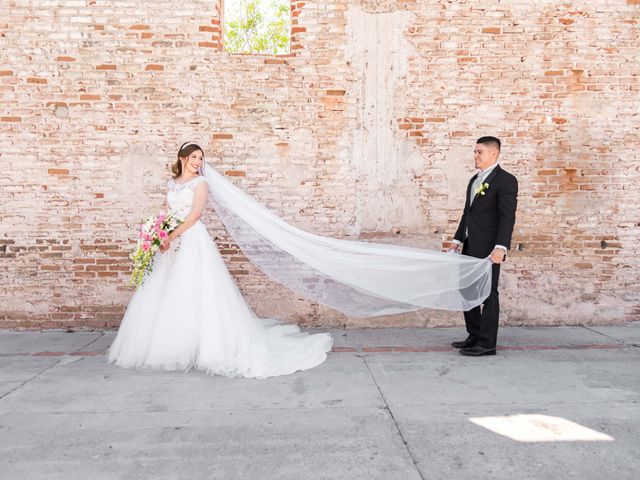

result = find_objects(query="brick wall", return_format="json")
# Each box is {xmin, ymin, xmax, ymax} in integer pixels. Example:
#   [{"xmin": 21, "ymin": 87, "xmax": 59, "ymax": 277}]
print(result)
[{"xmin": 1, "ymin": 0, "xmax": 639, "ymax": 330}]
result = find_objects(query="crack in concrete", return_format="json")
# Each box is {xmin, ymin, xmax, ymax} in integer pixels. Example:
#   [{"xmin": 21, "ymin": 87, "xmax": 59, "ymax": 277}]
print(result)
[
  {"xmin": 0, "ymin": 334, "xmax": 100, "ymax": 402},
  {"xmin": 3, "ymin": 398, "xmax": 638, "ymax": 417},
  {"xmin": 72, "ymin": 332, "xmax": 106, "ymax": 353},
  {"xmin": 582, "ymin": 326, "xmax": 634, "ymax": 345},
  {"xmin": 361, "ymin": 355, "xmax": 426, "ymax": 480},
  {"xmin": 582, "ymin": 326, "xmax": 620, "ymax": 341},
  {"xmin": 0, "ymin": 358, "xmax": 63, "ymax": 402}
]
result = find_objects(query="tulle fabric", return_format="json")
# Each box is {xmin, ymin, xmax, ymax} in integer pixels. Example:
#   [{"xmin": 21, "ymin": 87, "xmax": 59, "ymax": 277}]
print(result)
[
  {"xmin": 108, "ymin": 177, "xmax": 333, "ymax": 378},
  {"xmin": 202, "ymin": 164, "xmax": 492, "ymax": 317},
  {"xmin": 109, "ymin": 160, "xmax": 492, "ymax": 377}
]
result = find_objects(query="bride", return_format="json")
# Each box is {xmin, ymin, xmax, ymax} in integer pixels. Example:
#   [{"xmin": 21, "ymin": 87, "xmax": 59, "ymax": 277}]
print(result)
[
  {"xmin": 108, "ymin": 143, "xmax": 333, "ymax": 378},
  {"xmin": 108, "ymin": 142, "xmax": 493, "ymax": 378}
]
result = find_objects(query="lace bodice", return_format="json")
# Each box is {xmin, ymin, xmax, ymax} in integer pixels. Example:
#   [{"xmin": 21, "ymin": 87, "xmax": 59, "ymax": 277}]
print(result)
[{"xmin": 167, "ymin": 176, "xmax": 206, "ymax": 219}]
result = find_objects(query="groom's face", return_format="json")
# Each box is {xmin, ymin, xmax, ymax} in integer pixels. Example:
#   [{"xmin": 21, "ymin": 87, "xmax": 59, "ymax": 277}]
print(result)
[{"xmin": 474, "ymin": 143, "xmax": 499, "ymax": 170}]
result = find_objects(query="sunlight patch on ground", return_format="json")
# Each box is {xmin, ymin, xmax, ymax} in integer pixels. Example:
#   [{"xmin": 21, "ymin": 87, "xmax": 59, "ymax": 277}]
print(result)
[{"xmin": 470, "ymin": 414, "xmax": 614, "ymax": 442}]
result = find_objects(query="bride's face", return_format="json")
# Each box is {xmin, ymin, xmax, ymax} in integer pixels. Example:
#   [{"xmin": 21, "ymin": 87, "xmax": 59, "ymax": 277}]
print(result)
[{"xmin": 181, "ymin": 150, "xmax": 204, "ymax": 175}]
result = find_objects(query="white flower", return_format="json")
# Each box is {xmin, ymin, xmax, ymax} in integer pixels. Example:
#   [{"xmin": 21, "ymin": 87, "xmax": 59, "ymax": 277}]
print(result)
[{"xmin": 475, "ymin": 182, "xmax": 490, "ymax": 196}]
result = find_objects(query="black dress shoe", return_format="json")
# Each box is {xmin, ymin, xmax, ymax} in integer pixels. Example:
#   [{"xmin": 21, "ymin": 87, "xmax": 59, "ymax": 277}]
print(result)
[
  {"xmin": 451, "ymin": 336, "xmax": 477, "ymax": 349},
  {"xmin": 459, "ymin": 345, "xmax": 496, "ymax": 356}
]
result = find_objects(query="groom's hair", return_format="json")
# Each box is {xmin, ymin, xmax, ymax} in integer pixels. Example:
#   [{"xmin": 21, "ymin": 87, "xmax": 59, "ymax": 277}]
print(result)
[{"xmin": 476, "ymin": 136, "xmax": 501, "ymax": 151}]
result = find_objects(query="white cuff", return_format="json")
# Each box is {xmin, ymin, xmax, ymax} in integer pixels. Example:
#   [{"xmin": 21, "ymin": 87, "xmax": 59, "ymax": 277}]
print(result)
[
  {"xmin": 452, "ymin": 239, "xmax": 463, "ymax": 246},
  {"xmin": 494, "ymin": 245, "xmax": 508, "ymax": 251}
]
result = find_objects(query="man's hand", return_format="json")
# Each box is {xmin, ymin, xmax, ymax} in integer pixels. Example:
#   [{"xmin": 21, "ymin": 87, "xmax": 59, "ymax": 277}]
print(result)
[
  {"xmin": 448, "ymin": 242, "xmax": 461, "ymax": 254},
  {"xmin": 489, "ymin": 248, "xmax": 506, "ymax": 264}
]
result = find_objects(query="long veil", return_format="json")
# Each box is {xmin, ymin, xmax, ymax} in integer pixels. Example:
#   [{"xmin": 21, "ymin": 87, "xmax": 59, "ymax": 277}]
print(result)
[{"xmin": 202, "ymin": 164, "xmax": 491, "ymax": 317}]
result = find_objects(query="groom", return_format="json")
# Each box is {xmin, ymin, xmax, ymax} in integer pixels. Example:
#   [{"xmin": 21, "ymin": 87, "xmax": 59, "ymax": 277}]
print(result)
[{"xmin": 449, "ymin": 136, "xmax": 518, "ymax": 357}]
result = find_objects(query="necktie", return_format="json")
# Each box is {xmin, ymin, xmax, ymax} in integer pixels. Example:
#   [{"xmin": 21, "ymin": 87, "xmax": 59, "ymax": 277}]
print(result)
[
  {"xmin": 465, "ymin": 171, "xmax": 485, "ymax": 239},
  {"xmin": 470, "ymin": 173, "xmax": 484, "ymax": 206}
]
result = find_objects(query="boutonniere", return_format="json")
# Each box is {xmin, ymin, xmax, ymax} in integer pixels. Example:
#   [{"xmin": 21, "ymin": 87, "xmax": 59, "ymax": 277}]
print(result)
[{"xmin": 475, "ymin": 182, "xmax": 490, "ymax": 196}]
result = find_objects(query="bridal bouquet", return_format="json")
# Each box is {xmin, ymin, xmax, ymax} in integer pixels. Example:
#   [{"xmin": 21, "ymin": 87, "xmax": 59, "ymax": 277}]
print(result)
[{"xmin": 129, "ymin": 211, "xmax": 183, "ymax": 287}]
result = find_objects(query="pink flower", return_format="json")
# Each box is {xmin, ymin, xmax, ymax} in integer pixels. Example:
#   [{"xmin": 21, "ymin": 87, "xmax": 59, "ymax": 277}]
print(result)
[
  {"xmin": 158, "ymin": 230, "xmax": 168, "ymax": 240},
  {"xmin": 142, "ymin": 241, "xmax": 151, "ymax": 251},
  {"xmin": 158, "ymin": 214, "xmax": 166, "ymax": 222},
  {"xmin": 143, "ymin": 233, "xmax": 152, "ymax": 241}
]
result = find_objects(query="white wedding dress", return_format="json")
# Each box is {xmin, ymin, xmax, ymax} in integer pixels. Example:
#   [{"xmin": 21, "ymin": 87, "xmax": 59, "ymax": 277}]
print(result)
[{"xmin": 107, "ymin": 176, "xmax": 333, "ymax": 378}]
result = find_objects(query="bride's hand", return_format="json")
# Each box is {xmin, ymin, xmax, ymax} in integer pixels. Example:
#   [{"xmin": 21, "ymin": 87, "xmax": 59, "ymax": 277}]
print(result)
[{"xmin": 159, "ymin": 239, "xmax": 170, "ymax": 253}]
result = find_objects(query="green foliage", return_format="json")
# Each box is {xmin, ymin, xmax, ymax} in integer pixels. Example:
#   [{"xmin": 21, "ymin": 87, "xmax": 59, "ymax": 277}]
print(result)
[
  {"xmin": 224, "ymin": 0, "xmax": 291, "ymax": 55},
  {"xmin": 129, "ymin": 247, "xmax": 155, "ymax": 288}
]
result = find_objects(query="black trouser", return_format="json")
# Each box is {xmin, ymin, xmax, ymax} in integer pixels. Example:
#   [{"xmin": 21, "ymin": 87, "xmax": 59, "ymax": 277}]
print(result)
[{"xmin": 462, "ymin": 243, "xmax": 501, "ymax": 348}]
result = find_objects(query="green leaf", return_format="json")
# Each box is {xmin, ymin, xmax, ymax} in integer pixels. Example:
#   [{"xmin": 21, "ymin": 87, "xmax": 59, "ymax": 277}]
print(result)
[{"xmin": 224, "ymin": 0, "xmax": 291, "ymax": 55}]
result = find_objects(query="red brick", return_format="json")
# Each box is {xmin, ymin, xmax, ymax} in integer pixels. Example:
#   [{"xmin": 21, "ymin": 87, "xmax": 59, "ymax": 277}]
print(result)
[
  {"xmin": 0, "ymin": 0, "xmax": 638, "ymax": 331},
  {"xmin": 331, "ymin": 347, "xmax": 357, "ymax": 352}
]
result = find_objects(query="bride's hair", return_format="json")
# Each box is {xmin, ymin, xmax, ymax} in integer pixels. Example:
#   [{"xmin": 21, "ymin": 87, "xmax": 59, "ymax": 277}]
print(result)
[{"xmin": 172, "ymin": 142, "xmax": 204, "ymax": 178}]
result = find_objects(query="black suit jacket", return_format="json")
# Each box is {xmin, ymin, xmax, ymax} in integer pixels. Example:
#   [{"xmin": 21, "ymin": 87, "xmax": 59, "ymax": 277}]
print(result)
[{"xmin": 454, "ymin": 165, "xmax": 518, "ymax": 258}]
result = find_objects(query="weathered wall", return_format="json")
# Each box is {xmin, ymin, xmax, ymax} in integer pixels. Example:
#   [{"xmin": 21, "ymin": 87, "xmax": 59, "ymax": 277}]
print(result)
[{"xmin": 1, "ymin": 0, "xmax": 639, "ymax": 329}]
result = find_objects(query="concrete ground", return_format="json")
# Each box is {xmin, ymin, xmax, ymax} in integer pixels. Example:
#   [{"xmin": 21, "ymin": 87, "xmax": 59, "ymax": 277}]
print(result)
[{"xmin": 0, "ymin": 325, "xmax": 638, "ymax": 480}]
